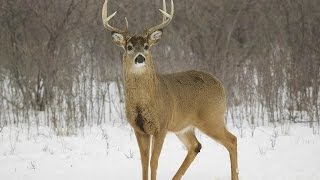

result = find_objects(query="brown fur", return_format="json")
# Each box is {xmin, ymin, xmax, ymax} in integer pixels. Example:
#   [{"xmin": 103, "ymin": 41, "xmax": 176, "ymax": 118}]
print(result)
[
  {"xmin": 104, "ymin": 1, "xmax": 238, "ymax": 178},
  {"xmin": 116, "ymin": 34, "xmax": 238, "ymax": 180}
]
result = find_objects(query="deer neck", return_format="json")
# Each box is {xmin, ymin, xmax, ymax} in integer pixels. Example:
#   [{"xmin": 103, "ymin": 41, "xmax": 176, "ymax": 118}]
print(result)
[{"xmin": 123, "ymin": 58, "xmax": 160, "ymax": 105}]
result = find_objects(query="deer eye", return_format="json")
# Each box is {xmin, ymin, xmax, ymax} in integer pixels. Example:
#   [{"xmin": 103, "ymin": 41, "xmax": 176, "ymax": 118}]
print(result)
[
  {"xmin": 144, "ymin": 44, "xmax": 149, "ymax": 50},
  {"xmin": 127, "ymin": 44, "xmax": 133, "ymax": 51}
]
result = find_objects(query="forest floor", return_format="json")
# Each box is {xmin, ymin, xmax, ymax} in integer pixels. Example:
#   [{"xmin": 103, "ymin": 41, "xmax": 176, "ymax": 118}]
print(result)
[{"xmin": 0, "ymin": 123, "xmax": 320, "ymax": 180}]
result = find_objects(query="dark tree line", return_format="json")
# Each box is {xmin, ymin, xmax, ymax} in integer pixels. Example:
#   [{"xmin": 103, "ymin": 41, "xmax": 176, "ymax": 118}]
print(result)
[{"xmin": 0, "ymin": 0, "xmax": 319, "ymax": 133}]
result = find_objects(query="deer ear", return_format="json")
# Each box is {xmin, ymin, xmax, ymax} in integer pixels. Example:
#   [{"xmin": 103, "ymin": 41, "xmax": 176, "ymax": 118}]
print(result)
[
  {"xmin": 111, "ymin": 32, "xmax": 126, "ymax": 48},
  {"xmin": 148, "ymin": 30, "xmax": 163, "ymax": 46}
]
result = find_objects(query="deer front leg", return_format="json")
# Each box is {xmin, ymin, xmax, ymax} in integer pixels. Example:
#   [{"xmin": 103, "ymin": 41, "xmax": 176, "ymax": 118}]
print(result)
[
  {"xmin": 135, "ymin": 131, "xmax": 151, "ymax": 180},
  {"xmin": 150, "ymin": 131, "xmax": 167, "ymax": 180}
]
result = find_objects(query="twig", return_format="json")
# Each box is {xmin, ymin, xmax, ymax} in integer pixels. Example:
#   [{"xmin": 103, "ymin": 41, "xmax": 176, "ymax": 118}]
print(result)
[
  {"xmin": 0, "ymin": 94, "xmax": 24, "ymax": 110},
  {"xmin": 0, "ymin": 124, "xmax": 4, "ymax": 133}
]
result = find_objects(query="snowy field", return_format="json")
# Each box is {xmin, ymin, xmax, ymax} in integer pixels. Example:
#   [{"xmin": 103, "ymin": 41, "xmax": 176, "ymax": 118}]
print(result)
[{"xmin": 1, "ymin": 123, "xmax": 320, "ymax": 180}]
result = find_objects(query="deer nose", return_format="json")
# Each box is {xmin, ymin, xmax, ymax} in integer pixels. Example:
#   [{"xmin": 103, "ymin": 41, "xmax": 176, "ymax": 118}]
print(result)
[{"xmin": 135, "ymin": 54, "xmax": 145, "ymax": 64}]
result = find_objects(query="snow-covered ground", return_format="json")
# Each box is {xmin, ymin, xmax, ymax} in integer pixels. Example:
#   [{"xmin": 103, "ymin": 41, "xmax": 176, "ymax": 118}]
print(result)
[{"xmin": 1, "ymin": 124, "xmax": 320, "ymax": 180}]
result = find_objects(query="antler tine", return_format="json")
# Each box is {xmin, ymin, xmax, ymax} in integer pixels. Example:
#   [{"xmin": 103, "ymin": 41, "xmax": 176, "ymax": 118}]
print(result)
[
  {"xmin": 162, "ymin": 0, "xmax": 167, "ymax": 22},
  {"xmin": 102, "ymin": 0, "xmax": 128, "ymax": 33},
  {"xmin": 124, "ymin": 17, "xmax": 128, "ymax": 32},
  {"xmin": 145, "ymin": 0, "xmax": 174, "ymax": 34}
]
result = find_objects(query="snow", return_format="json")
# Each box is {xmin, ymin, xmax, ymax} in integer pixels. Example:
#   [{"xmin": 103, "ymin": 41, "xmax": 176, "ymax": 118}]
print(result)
[{"xmin": 1, "ymin": 124, "xmax": 320, "ymax": 180}]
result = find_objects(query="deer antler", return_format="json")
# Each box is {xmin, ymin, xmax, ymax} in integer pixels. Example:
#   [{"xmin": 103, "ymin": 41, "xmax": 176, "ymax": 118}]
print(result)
[
  {"xmin": 145, "ymin": 0, "xmax": 174, "ymax": 34},
  {"xmin": 102, "ymin": 0, "xmax": 128, "ymax": 34}
]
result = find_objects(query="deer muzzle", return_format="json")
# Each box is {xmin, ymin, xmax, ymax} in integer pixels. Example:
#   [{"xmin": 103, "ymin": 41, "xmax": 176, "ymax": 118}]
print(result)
[{"xmin": 135, "ymin": 54, "xmax": 145, "ymax": 64}]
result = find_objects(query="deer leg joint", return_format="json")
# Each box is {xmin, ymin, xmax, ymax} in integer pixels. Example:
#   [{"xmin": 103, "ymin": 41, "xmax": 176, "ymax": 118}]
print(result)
[{"xmin": 195, "ymin": 142, "xmax": 202, "ymax": 153}]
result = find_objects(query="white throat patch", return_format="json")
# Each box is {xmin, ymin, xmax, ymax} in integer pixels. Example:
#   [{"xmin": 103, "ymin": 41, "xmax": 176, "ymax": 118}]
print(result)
[{"xmin": 130, "ymin": 53, "xmax": 146, "ymax": 74}]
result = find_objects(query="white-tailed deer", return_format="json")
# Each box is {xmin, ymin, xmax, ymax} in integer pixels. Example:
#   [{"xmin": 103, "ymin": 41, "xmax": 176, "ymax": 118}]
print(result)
[{"xmin": 102, "ymin": 0, "xmax": 238, "ymax": 179}]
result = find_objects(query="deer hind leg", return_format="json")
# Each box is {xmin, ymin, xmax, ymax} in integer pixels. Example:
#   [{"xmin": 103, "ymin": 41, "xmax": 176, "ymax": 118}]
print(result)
[
  {"xmin": 172, "ymin": 129, "xmax": 201, "ymax": 180},
  {"xmin": 198, "ymin": 120, "xmax": 238, "ymax": 180},
  {"xmin": 135, "ymin": 131, "xmax": 151, "ymax": 180},
  {"xmin": 224, "ymin": 129, "xmax": 239, "ymax": 180}
]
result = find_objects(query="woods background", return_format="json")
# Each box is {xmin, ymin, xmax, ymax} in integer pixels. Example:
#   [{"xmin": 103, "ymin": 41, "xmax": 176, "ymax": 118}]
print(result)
[{"xmin": 0, "ymin": 0, "xmax": 319, "ymax": 135}]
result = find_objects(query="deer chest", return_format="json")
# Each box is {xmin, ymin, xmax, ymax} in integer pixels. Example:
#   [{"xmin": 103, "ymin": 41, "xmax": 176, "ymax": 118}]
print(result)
[{"xmin": 127, "ymin": 105, "xmax": 160, "ymax": 135}]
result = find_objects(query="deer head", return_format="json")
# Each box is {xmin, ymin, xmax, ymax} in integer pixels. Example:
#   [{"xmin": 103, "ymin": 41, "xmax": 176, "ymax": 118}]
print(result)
[{"xmin": 102, "ymin": 0, "xmax": 174, "ymax": 74}]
